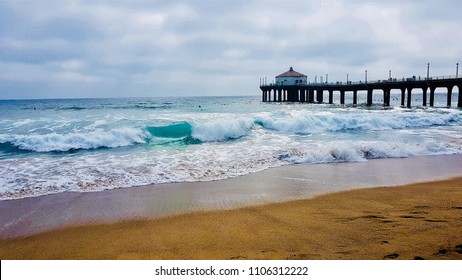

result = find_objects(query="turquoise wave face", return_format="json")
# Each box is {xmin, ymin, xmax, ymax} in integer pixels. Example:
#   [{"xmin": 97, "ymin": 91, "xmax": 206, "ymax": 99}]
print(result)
[
  {"xmin": 146, "ymin": 122, "xmax": 192, "ymax": 139},
  {"xmin": 145, "ymin": 122, "xmax": 202, "ymax": 146},
  {"xmin": 0, "ymin": 142, "xmax": 26, "ymax": 158}
]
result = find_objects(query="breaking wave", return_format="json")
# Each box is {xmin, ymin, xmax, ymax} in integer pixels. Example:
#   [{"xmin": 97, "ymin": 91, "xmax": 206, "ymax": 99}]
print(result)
[
  {"xmin": 0, "ymin": 128, "xmax": 150, "ymax": 152},
  {"xmin": 1, "ymin": 108, "xmax": 460, "ymax": 153},
  {"xmin": 191, "ymin": 118, "xmax": 253, "ymax": 142},
  {"xmin": 254, "ymin": 110, "xmax": 461, "ymax": 134},
  {"xmin": 0, "ymin": 118, "xmax": 255, "ymax": 153}
]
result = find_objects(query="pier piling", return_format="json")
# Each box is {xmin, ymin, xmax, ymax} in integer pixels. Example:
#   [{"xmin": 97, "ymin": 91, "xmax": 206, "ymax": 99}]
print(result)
[
  {"xmin": 422, "ymin": 87, "xmax": 428, "ymax": 106},
  {"xmin": 308, "ymin": 89, "xmax": 314, "ymax": 103},
  {"xmin": 317, "ymin": 89, "xmax": 323, "ymax": 103},
  {"xmin": 407, "ymin": 87, "xmax": 412, "ymax": 108},
  {"xmin": 447, "ymin": 85, "xmax": 453, "ymax": 107},
  {"xmin": 367, "ymin": 89, "xmax": 373, "ymax": 106},
  {"xmin": 400, "ymin": 88, "xmax": 406, "ymax": 107},
  {"xmin": 383, "ymin": 89, "xmax": 391, "ymax": 106}
]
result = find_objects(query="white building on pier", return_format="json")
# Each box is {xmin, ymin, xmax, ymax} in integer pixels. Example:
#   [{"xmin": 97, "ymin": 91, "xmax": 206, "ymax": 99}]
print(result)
[{"xmin": 275, "ymin": 67, "xmax": 307, "ymax": 85}]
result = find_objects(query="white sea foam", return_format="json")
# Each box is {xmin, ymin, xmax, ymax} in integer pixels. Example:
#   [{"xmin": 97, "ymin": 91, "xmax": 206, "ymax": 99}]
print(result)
[
  {"xmin": 0, "ymin": 127, "xmax": 149, "ymax": 152},
  {"xmin": 275, "ymin": 139, "xmax": 457, "ymax": 165},
  {"xmin": 2, "ymin": 131, "xmax": 460, "ymax": 200},
  {"xmin": 191, "ymin": 117, "xmax": 254, "ymax": 142},
  {"xmin": 254, "ymin": 109, "xmax": 461, "ymax": 134}
]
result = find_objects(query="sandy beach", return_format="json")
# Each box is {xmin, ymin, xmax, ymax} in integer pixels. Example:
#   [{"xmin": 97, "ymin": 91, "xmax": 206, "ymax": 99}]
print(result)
[{"xmin": 1, "ymin": 155, "xmax": 462, "ymax": 259}]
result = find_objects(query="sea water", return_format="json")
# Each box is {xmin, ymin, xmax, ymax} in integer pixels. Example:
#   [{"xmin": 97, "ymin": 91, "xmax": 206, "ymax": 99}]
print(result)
[{"xmin": 0, "ymin": 93, "xmax": 461, "ymax": 200}]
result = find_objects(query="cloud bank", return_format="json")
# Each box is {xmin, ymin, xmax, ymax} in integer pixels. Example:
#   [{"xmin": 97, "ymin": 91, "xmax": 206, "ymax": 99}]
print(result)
[{"xmin": 0, "ymin": 0, "xmax": 461, "ymax": 99}]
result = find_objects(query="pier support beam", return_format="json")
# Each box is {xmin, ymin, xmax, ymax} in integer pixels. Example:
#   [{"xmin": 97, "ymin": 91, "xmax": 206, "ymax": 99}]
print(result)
[
  {"xmin": 400, "ymin": 88, "xmax": 406, "ymax": 107},
  {"xmin": 273, "ymin": 89, "xmax": 276, "ymax": 102},
  {"xmin": 308, "ymin": 89, "xmax": 314, "ymax": 103},
  {"xmin": 300, "ymin": 89, "xmax": 306, "ymax": 102},
  {"xmin": 430, "ymin": 87, "xmax": 435, "ymax": 107},
  {"xmin": 278, "ymin": 89, "xmax": 282, "ymax": 102},
  {"xmin": 422, "ymin": 87, "xmax": 428, "ymax": 106},
  {"xmin": 447, "ymin": 85, "xmax": 453, "ymax": 107},
  {"xmin": 317, "ymin": 89, "xmax": 323, "ymax": 103},
  {"xmin": 340, "ymin": 90, "xmax": 345, "ymax": 104},
  {"xmin": 383, "ymin": 89, "xmax": 390, "ymax": 106},
  {"xmin": 328, "ymin": 90, "xmax": 333, "ymax": 104},
  {"xmin": 367, "ymin": 89, "xmax": 373, "ymax": 106},
  {"xmin": 287, "ymin": 88, "xmax": 297, "ymax": 102},
  {"xmin": 407, "ymin": 87, "xmax": 412, "ymax": 108},
  {"xmin": 353, "ymin": 90, "xmax": 357, "ymax": 105}
]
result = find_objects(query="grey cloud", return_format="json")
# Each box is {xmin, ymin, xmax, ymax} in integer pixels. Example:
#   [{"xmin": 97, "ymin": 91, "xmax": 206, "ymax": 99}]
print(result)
[
  {"xmin": 30, "ymin": 18, "xmax": 103, "ymax": 42},
  {"xmin": 0, "ymin": 0, "xmax": 461, "ymax": 99}
]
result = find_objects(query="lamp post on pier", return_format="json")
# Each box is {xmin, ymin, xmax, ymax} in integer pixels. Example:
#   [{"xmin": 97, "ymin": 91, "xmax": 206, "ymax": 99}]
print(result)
[
  {"xmin": 347, "ymin": 74, "xmax": 349, "ymax": 84},
  {"xmin": 427, "ymin": 63, "xmax": 430, "ymax": 80},
  {"xmin": 457, "ymin": 63, "xmax": 459, "ymax": 78},
  {"xmin": 365, "ymin": 70, "xmax": 368, "ymax": 83}
]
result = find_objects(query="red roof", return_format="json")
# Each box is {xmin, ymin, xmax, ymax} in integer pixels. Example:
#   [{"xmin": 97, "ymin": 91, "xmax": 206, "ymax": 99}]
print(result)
[{"xmin": 276, "ymin": 67, "xmax": 306, "ymax": 77}]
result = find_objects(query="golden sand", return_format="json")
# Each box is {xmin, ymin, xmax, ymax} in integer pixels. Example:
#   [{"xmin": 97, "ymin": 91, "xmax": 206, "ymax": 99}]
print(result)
[{"xmin": 1, "ymin": 178, "xmax": 462, "ymax": 260}]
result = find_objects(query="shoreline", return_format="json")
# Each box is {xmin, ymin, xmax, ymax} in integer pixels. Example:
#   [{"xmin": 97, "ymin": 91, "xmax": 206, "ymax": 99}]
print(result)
[
  {"xmin": 1, "ymin": 154, "xmax": 462, "ymax": 240},
  {"xmin": 1, "ymin": 177, "xmax": 461, "ymax": 259}
]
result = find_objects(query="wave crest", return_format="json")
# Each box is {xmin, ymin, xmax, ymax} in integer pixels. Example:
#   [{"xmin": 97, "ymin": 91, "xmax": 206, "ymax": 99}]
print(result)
[
  {"xmin": 191, "ymin": 118, "xmax": 253, "ymax": 142},
  {"xmin": 255, "ymin": 110, "xmax": 460, "ymax": 134},
  {"xmin": 147, "ymin": 118, "xmax": 253, "ymax": 143},
  {"xmin": 0, "ymin": 128, "xmax": 149, "ymax": 152},
  {"xmin": 147, "ymin": 122, "xmax": 192, "ymax": 139}
]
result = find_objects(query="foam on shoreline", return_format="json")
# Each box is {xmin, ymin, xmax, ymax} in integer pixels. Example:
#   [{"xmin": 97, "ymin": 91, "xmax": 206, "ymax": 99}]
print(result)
[{"xmin": 1, "ymin": 154, "xmax": 462, "ymax": 239}]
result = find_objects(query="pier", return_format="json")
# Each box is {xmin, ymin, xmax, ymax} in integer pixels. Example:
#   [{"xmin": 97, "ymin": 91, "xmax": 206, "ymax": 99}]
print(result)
[{"xmin": 260, "ymin": 71, "xmax": 462, "ymax": 108}]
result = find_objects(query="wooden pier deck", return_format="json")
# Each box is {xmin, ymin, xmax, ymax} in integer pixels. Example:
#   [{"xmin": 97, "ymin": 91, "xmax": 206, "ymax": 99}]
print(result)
[{"xmin": 260, "ymin": 76, "xmax": 462, "ymax": 108}]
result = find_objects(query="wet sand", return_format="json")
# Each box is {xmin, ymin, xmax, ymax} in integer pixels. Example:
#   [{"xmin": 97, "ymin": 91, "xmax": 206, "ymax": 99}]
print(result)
[
  {"xmin": 0, "ymin": 154, "xmax": 462, "ymax": 259},
  {"xmin": 1, "ymin": 177, "xmax": 462, "ymax": 260}
]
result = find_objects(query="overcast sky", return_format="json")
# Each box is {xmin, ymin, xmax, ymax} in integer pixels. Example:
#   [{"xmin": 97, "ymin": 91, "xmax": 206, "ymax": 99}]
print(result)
[{"xmin": 0, "ymin": 0, "xmax": 461, "ymax": 99}]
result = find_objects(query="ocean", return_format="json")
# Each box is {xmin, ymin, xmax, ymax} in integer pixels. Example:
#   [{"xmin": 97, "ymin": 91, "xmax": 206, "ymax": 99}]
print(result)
[{"xmin": 0, "ymin": 93, "xmax": 461, "ymax": 200}]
